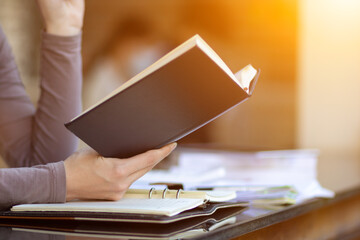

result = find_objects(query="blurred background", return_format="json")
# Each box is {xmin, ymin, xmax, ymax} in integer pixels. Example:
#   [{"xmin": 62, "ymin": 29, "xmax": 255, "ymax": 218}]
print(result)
[{"xmin": 0, "ymin": 0, "xmax": 359, "ymax": 192}]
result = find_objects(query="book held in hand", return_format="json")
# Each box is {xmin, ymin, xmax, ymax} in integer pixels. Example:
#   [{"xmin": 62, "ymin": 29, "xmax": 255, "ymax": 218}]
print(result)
[{"xmin": 65, "ymin": 35, "xmax": 259, "ymax": 158}]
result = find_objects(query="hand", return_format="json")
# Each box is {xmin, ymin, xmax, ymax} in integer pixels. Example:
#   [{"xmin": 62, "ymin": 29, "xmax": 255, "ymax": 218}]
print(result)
[
  {"xmin": 36, "ymin": 0, "xmax": 85, "ymax": 36},
  {"xmin": 64, "ymin": 143, "xmax": 177, "ymax": 201}
]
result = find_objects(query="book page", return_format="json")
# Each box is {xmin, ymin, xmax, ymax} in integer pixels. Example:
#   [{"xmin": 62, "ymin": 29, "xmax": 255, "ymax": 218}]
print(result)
[
  {"xmin": 11, "ymin": 198, "xmax": 205, "ymax": 217},
  {"xmin": 195, "ymin": 37, "xmax": 256, "ymax": 92},
  {"xmin": 204, "ymin": 191, "xmax": 237, "ymax": 202},
  {"xmin": 234, "ymin": 64, "xmax": 257, "ymax": 94}
]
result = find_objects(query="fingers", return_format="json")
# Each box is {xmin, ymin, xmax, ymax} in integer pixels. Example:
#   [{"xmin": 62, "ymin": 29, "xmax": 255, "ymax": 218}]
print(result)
[
  {"xmin": 126, "ymin": 164, "xmax": 157, "ymax": 186},
  {"xmin": 105, "ymin": 159, "xmax": 167, "ymax": 200},
  {"xmin": 65, "ymin": 143, "xmax": 177, "ymax": 201},
  {"xmin": 125, "ymin": 144, "xmax": 178, "ymax": 184},
  {"xmin": 116, "ymin": 143, "xmax": 177, "ymax": 174},
  {"xmin": 125, "ymin": 143, "xmax": 178, "ymax": 183},
  {"xmin": 102, "ymin": 163, "xmax": 161, "ymax": 201},
  {"xmin": 101, "ymin": 143, "xmax": 177, "ymax": 197}
]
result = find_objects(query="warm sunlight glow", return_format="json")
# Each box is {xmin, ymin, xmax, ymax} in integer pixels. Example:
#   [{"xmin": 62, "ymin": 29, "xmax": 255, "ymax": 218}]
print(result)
[{"xmin": 298, "ymin": 0, "xmax": 360, "ymax": 190}]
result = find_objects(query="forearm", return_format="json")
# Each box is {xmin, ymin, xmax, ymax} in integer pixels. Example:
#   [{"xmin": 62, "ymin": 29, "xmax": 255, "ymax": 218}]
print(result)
[
  {"xmin": 0, "ymin": 28, "xmax": 82, "ymax": 167},
  {"xmin": 32, "ymin": 32, "xmax": 82, "ymax": 165},
  {"xmin": 0, "ymin": 27, "xmax": 35, "ymax": 124},
  {"xmin": 0, "ymin": 25, "xmax": 35, "ymax": 167},
  {"xmin": 0, "ymin": 161, "xmax": 66, "ymax": 210}
]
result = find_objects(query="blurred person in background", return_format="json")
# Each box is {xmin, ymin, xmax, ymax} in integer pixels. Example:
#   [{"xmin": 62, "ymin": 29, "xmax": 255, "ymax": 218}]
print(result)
[{"xmin": 83, "ymin": 16, "xmax": 174, "ymax": 109}]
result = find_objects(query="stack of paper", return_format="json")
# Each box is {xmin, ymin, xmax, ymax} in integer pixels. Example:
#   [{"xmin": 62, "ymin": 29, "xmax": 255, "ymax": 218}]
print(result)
[{"xmin": 134, "ymin": 148, "xmax": 334, "ymax": 205}]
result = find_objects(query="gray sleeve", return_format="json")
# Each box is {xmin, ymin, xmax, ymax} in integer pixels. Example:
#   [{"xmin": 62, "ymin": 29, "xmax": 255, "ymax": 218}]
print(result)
[
  {"xmin": 0, "ymin": 28, "xmax": 82, "ymax": 167},
  {"xmin": 0, "ymin": 25, "xmax": 82, "ymax": 209},
  {"xmin": 0, "ymin": 161, "xmax": 66, "ymax": 210}
]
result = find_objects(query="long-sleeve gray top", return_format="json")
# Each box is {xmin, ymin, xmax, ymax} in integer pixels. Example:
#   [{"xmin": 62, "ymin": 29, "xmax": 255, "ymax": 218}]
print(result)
[{"xmin": 0, "ymin": 25, "xmax": 82, "ymax": 210}]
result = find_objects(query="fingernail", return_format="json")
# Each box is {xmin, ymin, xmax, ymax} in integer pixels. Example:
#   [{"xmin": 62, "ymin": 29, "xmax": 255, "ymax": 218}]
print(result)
[{"xmin": 170, "ymin": 142, "xmax": 177, "ymax": 151}]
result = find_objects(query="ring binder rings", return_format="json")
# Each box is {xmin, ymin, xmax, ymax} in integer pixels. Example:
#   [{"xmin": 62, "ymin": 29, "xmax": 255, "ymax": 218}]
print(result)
[
  {"xmin": 147, "ymin": 188, "xmax": 174, "ymax": 199},
  {"xmin": 176, "ymin": 189, "xmax": 183, "ymax": 199},
  {"xmin": 148, "ymin": 188, "xmax": 155, "ymax": 199},
  {"xmin": 140, "ymin": 188, "xmax": 213, "ymax": 201},
  {"xmin": 144, "ymin": 188, "xmax": 197, "ymax": 200},
  {"xmin": 124, "ymin": 188, "xmax": 236, "ymax": 202},
  {"xmin": 162, "ymin": 188, "xmax": 168, "ymax": 199}
]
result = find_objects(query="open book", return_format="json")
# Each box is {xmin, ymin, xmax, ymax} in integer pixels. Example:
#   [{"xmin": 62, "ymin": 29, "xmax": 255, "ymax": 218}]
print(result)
[
  {"xmin": 10, "ymin": 190, "xmax": 239, "ymax": 218},
  {"xmin": 65, "ymin": 34, "xmax": 259, "ymax": 158}
]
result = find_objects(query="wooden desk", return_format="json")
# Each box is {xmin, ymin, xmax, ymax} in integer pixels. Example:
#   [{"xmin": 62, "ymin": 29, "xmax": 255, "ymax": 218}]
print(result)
[{"xmin": 193, "ymin": 186, "xmax": 360, "ymax": 240}]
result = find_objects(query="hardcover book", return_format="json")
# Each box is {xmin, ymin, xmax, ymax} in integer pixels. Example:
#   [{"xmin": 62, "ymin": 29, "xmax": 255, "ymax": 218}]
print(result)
[{"xmin": 65, "ymin": 35, "xmax": 259, "ymax": 158}]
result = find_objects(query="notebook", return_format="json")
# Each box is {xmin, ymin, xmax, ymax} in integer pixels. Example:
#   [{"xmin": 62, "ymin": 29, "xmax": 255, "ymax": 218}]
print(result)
[
  {"xmin": 8, "ymin": 190, "xmax": 240, "ymax": 218},
  {"xmin": 2, "ymin": 206, "xmax": 247, "ymax": 239}
]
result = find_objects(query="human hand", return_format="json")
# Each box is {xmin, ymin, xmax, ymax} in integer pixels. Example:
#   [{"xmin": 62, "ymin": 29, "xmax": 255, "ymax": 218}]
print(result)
[
  {"xmin": 36, "ymin": 0, "xmax": 85, "ymax": 36},
  {"xmin": 64, "ymin": 143, "xmax": 177, "ymax": 201}
]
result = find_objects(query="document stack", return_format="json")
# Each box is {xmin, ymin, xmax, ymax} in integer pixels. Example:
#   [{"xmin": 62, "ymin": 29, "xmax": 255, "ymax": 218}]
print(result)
[
  {"xmin": 135, "ymin": 147, "xmax": 334, "ymax": 206},
  {"xmin": 0, "ymin": 187, "xmax": 247, "ymax": 239}
]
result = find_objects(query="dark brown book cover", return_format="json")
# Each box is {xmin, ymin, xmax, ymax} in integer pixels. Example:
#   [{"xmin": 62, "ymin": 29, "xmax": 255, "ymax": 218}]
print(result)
[
  {"xmin": 65, "ymin": 35, "xmax": 259, "ymax": 158},
  {"xmin": 0, "ymin": 202, "xmax": 246, "ymax": 224}
]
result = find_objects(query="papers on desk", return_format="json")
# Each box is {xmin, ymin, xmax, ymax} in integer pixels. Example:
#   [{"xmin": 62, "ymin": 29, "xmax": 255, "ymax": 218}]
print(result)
[
  {"xmin": 134, "ymin": 165, "xmax": 226, "ymax": 189},
  {"xmin": 133, "ymin": 148, "xmax": 334, "ymax": 205}
]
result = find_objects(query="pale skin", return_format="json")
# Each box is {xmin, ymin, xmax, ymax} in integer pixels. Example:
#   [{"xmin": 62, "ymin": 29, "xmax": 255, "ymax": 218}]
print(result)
[
  {"xmin": 64, "ymin": 144, "xmax": 177, "ymax": 201},
  {"xmin": 36, "ymin": 0, "xmax": 177, "ymax": 201},
  {"xmin": 36, "ymin": 0, "xmax": 85, "ymax": 36}
]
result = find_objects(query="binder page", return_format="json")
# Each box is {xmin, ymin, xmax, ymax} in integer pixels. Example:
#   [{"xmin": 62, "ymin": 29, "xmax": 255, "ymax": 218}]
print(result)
[{"xmin": 11, "ymin": 198, "xmax": 205, "ymax": 217}]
